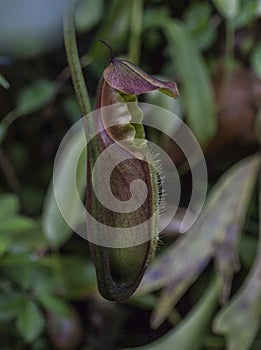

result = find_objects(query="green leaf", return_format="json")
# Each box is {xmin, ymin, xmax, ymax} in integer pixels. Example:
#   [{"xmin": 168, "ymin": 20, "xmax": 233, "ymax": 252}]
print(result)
[
  {"xmin": 37, "ymin": 294, "xmax": 72, "ymax": 316},
  {"xmin": 38, "ymin": 255, "xmax": 96, "ymax": 299},
  {"xmin": 42, "ymin": 131, "xmax": 86, "ymax": 248},
  {"xmin": 0, "ymin": 123, "xmax": 7, "ymax": 144},
  {"xmin": 138, "ymin": 155, "xmax": 260, "ymax": 327},
  {"xmin": 164, "ymin": 20, "xmax": 216, "ymax": 143},
  {"xmin": 212, "ymin": 0, "xmax": 240, "ymax": 20},
  {"xmin": 0, "ymin": 226, "xmax": 47, "ymax": 254},
  {"xmin": 4, "ymin": 260, "xmax": 57, "ymax": 292},
  {"xmin": 123, "ymin": 279, "xmax": 219, "ymax": 350},
  {"xmin": 0, "ymin": 216, "xmax": 43, "ymax": 253},
  {"xmin": 0, "ymin": 73, "xmax": 10, "ymax": 89},
  {"xmin": 0, "ymin": 216, "xmax": 36, "ymax": 234},
  {"xmin": 143, "ymin": 7, "xmax": 170, "ymax": 30},
  {"xmin": 0, "ymin": 252, "xmax": 33, "ymax": 266},
  {"xmin": 0, "ymin": 235, "xmax": 10, "ymax": 255},
  {"xmin": 17, "ymin": 79, "xmax": 54, "ymax": 115},
  {"xmin": 89, "ymin": 0, "xmax": 132, "ymax": 73},
  {"xmin": 213, "ymin": 180, "xmax": 261, "ymax": 350},
  {"xmin": 0, "ymin": 292, "xmax": 24, "ymax": 321},
  {"xmin": 251, "ymin": 44, "xmax": 261, "ymax": 79},
  {"xmin": 0, "ymin": 194, "xmax": 19, "ymax": 219},
  {"xmin": 233, "ymin": 0, "xmax": 260, "ymax": 28},
  {"xmin": 0, "ymin": 254, "xmax": 55, "ymax": 292},
  {"xmin": 239, "ymin": 234, "xmax": 258, "ymax": 269},
  {"xmin": 0, "ymin": 254, "xmax": 96, "ymax": 298},
  {"xmin": 76, "ymin": 0, "xmax": 103, "ymax": 32},
  {"xmin": 183, "ymin": 3, "xmax": 217, "ymax": 50},
  {"xmin": 16, "ymin": 299, "xmax": 45, "ymax": 343}
]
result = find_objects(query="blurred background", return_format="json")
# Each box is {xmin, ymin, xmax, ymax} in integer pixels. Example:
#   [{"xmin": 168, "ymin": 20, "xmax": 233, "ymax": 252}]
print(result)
[{"xmin": 0, "ymin": 0, "xmax": 261, "ymax": 349}]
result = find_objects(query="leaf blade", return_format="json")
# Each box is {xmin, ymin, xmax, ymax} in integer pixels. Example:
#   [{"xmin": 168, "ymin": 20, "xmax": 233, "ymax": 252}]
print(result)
[
  {"xmin": 123, "ymin": 279, "xmax": 219, "ymax": 350},
  {"xmin": 0, "ymin": 73, "xmax": 10, "ymax": 89},
  {"xmin": 213, "ymin": 176, "xmax": 261, "ymax": 350},
  {"xmin": 138, "ymin": 155, "xmax": 260, "ymax": 327},
  {"xmin": 16, "ymin": 299, "xmax": 45, "ymax": 343},
  {"xmin": 212, "ymin": 0, "xmax": 240, "ymax": 20},
  {"xmin": 164, "ymin": 20, "xmax": 216, "ymax": 143},
  {"xmin": 42, "ymin": 130, "xmax": 86, "ymax": 248}
]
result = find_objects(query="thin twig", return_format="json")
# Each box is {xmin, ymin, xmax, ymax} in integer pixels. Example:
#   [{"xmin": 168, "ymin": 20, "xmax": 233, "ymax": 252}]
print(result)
[{"xmin": 128, "ymin": 0, "xmax": 143, "ymax": 64}]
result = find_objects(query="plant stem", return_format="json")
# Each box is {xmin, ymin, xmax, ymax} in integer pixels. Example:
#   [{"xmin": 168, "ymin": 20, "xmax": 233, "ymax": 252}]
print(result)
[
  {"xmin": 218, "ymin": 19, "xmax": 235, "ymax": 111},
  {"xmin": 128, "ymin": 0, "xmax": 143, "ymax": 64},
  {"xmin": 225, "ymin": 20, "xmax": 235, "ymax": 71},
  {"xmin": 63, "ymin": 1, "xmax": 92, "ymax": 117}
]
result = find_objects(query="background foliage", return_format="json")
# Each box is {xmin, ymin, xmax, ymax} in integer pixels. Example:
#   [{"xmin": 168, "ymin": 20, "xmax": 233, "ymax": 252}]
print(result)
[{"xmin": 0, "ymin": 0, "xmax": 261, "ymax": 349}]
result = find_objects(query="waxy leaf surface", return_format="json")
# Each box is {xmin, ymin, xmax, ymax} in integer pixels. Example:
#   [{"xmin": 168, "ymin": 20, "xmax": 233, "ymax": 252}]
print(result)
[
  {"xmin": 213, "ymin": 178, "xmax": 261, "ymax": 350},
  {"xmin": 138, "ymin": 155, "xmax": 260, "ymax": 327}
]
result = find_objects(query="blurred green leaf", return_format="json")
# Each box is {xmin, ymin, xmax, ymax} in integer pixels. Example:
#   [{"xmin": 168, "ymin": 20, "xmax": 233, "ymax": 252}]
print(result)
[
  {"xmin": 89, "ymin": 0, "xmax": 131, "ymax": 73},
  {"xmin": 0, "ymin": 252, "xmax": 34, "ymax": 266},
  {"xmin": 234, "ymin": 0, "xmax": 261, "ymax": 27},
  {"xmin": 183, "ymin": 3, "xmax": 217, "ymax": 50},
  {"xmin": 42, "ymin": 130, "xmax": 86, "ymax": 248},
  {"xmin": 164, "ymin": 20, "xmax": 216, "ymax": 143},
  {"xmin": 0, "ymin": 292, "xmax": 24, "ymax": 321},
  {"xmin": 0, "ymin": 253, "xmax": 96, "ymax": 298},
  {"xmin": 0, "ymin": 123, "xmax": 7, "ymax": 144},
  {"xmin": 0, "ymin": 194, "xmax": 47, "ymax": 254},
  {"xmin": 239, "ymin": 234, "xmax": 258, "ymax": 269},
  {"xmin": 16, "ymin": 299, "xmax": 45, "ymax": 343},
  {"xmin": 39, "ymin": 255, "xmax": 96, "ymax": 298},
  {"xmin": 124, "ymin": 279, "xmax": 219, "ymax": 350},
  {"xmin": 212, "ymin": 0, "xmax": 240, "ymax": 20},
  {"xmin": 0, "ymin": 194, "xmax": 19, "ymax": 220},
  {"xmin": 250, "ymin": 44, "xmax": 261, "ymax": 79},
  {"xmin": 0, "ymin": 235, "xmax": 10, "ymax": 255},
  {"xmin": 143, "ymin": 7, "xmax": 169, "ymax": 30},
  {"xmin": 0, "ymin": 227, "xmax": 47, "ymax": 254},
  {"xmin": 0, "ymin": 216, "xmax": 36, "ymax": 234},
  {"xmin": 213, "ymin": 180, "xmax": 261, "ymax": 350},
  {"xmin": 0, "ymin": 217, "xmax": 43, "ymax": 254},
  {"xmin": 0, "ymin": 79, "xmax": 54, "ymax": 146},
  {"xmin": 3, "ymin": 260, "xmax": 58, "ymax": 292},
  {"xmin": 0, "ymin": 254, "xmax": 58, "ymax": 297},
  {"xmin": 76, "ymin": 0, "xmax": 103, "ymax": 32},
  {"xmin": 17, "ymin": 79, "xmax": 54, "ymax": 115},
  {"xmin": 138, "ymin": 155, "xmax": 260, "ymax": 327},
  {"xmin": 0, "ymin": 73, "xmax": 10, "ymax": 89},
  {"xmin": 37, "ymin": 294, "xmax": 72, "ymax": 316}
]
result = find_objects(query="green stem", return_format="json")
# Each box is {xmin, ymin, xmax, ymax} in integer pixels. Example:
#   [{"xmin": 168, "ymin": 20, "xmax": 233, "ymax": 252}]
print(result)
[
  {"xmin": 225, "ymin": 20, "xmax": 235, "ymax": 71},
  {"xmin": 218, "ymin": 19, "xmax": 235, "ymax": 111},
  {"xmin": 63, "ymin": 2, "xmax": 92, "ymax": 116},
  {"xmin": 128, "ymin": 0, "xmax": 143, "ymax": 64}
]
